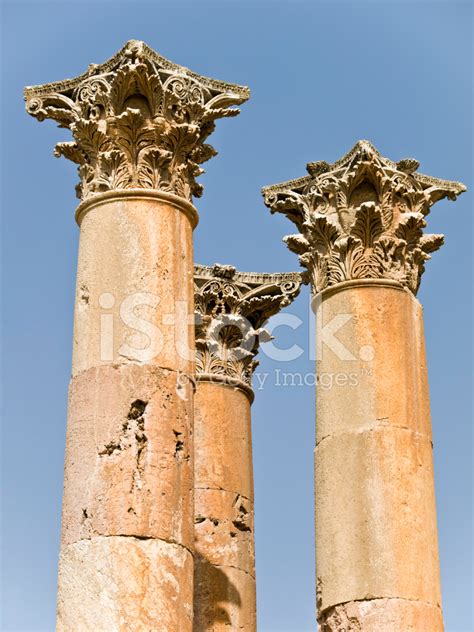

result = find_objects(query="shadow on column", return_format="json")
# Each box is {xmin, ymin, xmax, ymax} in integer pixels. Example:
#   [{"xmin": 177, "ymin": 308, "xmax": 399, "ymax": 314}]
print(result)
[{"xmin": 194, "ymin": 552, "xmax": 242, "ymax": 630}]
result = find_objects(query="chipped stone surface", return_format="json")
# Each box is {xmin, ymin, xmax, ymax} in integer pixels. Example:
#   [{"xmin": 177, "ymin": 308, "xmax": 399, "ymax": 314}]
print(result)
[
  {"xmin": 318, "ymin": 598, "xmax": 443, "ymax": 631},
  {"xmin": 315, "ymin": 284, "xmax": 442, "ymax": 617},
  {"xmin": 57, "ymin": 536, "xmax": 193, "ymax": 631},
  {"xmin": 62, "ymin": 362, "xmax": 194, "ymax": 550},
  {"xmin": 194, "ymin": 382, "xmax": 256, "ymax": 630},
  {"xmin": 195, "ymin": 488, "xmax": 255, "ymax": 576}
]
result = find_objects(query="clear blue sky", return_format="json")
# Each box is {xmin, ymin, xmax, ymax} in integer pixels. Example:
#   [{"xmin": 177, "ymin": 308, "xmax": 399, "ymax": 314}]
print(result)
[{"xmin": 1, "ymin": 1, "xmax": 472, "ymax": 631}]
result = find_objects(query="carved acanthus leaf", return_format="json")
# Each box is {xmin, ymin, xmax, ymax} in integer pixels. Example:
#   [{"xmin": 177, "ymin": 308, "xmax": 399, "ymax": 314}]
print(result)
[
  {"xmin": 25, "ymin": 40, "xmax": 249, "ymax": 202},
  {"xmin": 263, "ymin": 140, "xmax": 466, "ymax": 294},
  {"xmin": 194, "ymin": 264, "xmax": 304, "ymax": 387}
]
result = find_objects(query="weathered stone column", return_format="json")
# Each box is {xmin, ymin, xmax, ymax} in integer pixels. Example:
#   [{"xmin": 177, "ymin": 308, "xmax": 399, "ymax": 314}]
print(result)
[
  {"xmin": 25, "ymin": 41, "xmax": 249, "ymax": 631},
  {"xmin": 263, "ymin": 141, "xmax": 466, "ymax": 631},
  {"xmin": 193, "ymin": 264, "xmax": 302, "ymax": 631}
]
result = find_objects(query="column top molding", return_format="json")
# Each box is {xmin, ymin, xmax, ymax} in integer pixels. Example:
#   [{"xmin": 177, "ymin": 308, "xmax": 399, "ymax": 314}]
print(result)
[
  {"xmin": 194, "ymin": 264, "xmax": 304, "ymax": 395},
  {"xmin": 262, "ymin": 140, "xmax": 466, "ymax": 295},
  {"xmin": 25, "ymin": 40, "xmax": 249, "ymax": 204}
]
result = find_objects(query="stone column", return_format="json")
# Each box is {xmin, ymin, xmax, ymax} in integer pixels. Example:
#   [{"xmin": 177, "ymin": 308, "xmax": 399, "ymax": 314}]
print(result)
[
  {"xmin": 193, "ymin": 264, "xmax": 302, "ymax": 631},
  {"xmin": 263, "ymin": 141, "xmax": 466, "ymax": 631},
  {"xmin": 25, "ymin": 41, "xmax": 249, "ymax": 631}
]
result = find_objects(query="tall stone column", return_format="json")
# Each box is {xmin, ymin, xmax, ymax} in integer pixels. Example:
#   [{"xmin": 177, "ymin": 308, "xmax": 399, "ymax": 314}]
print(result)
[
  {"xmin": 263, "ymin": 141, "xmax": 466, "ymax": 631},
  {"xmin": 193, "ymin": 264, "xmax": 302, "ymax": 631},
  {"xmin": 25, "ymin": 41, "xmax": 249, "ymax": 631}
]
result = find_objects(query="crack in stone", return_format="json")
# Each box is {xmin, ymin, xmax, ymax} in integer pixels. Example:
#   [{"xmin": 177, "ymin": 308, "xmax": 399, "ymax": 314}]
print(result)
[
  {"xmin": 316, "ymin": 422, "xmax": 430, "ymax": 448},
  {"xmin": 194, "ymin": 486, "xmax": 251, "ymax": 501},
  {"xmin": 318, "ymin": 595, "xmax": 442, "ymax": 627},
  {"xmin": 67, "ymin": 534, "xmax": 195, "ymax": 557}
]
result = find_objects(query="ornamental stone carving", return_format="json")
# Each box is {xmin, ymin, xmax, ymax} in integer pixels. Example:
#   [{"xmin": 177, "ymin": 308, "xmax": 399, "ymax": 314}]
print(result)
[
  {"xmin": 25, "ymin": 40, "xmax": 249, "ymax": 202},
  {"xmin": 262, "ymin": 141, "xmax": 466, "ymax": 294},
  {"xmin": 194, "ymin": 264, "xmax": 303, "ymax": 388}
]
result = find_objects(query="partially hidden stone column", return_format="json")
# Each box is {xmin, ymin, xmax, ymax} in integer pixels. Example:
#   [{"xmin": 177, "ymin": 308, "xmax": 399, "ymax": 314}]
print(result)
[
  {"xmin": 25, "ymin": 41, "xmax": 249, "ymax": 631},
  {"xmin": 193, "ymin": 264, "xmax": 302, "ymax": 631},
  {"xmin": 263, "ymin": 141, "xmax": 466, "ymax": 631}
]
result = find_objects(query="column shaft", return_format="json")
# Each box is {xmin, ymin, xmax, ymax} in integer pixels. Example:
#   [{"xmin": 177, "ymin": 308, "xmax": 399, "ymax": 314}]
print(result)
[
  {"xmin": 192, "ymin": 264, "xmax": 301, "ymax": 631},
  {"xmin": 263, "ymin": 139, "xmax": 465, "ymax": 630},
  {"xmin": 25, "ymin": 39, "xmax": 250, "ymax": 631},
  {"xmin": 315, "ymin": 282, "xmax": 442, "ymax": 630},
  {"xmin": 57, "ymin": 192, "xmax": 196, "ymax": 631},
  {"xmin": 194, "ymin": 380, "xmax": 256, "ymax": 632}
]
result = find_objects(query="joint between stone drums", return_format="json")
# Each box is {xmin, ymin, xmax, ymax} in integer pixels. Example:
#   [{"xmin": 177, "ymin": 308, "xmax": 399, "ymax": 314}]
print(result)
[
  {"xmin": 70, "ymin": 363, "xmax": 197, "ymax": 392},
  {"xmin": 313, "ymin": 278, "xmax": 411, "ymax": 304},
  {"xmin": 317, "ymin": 596, "xmax": 443, "ymax": 623},
  {"xmin": 196, "ymin": 373, "xmax": 255, "ymax": 404},
  {"xmin": 75, "ymin": 189, "xmax": 199, "ymax": 229}
]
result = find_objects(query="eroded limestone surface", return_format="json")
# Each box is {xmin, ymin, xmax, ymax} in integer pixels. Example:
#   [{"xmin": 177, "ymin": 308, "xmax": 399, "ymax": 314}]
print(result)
[
  {"xmin": 57, "ymin": 536, "xmax": 193, "ymax": 631},
  {"xmin": 319, "ymin": 598, "xmax": 443, "ymax": 631}
]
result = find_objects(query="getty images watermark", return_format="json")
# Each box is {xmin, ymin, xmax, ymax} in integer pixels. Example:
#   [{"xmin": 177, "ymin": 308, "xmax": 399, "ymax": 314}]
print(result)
[{"xmin": 95, "ymin": 290, "xmax": 374, "ymax": 393}]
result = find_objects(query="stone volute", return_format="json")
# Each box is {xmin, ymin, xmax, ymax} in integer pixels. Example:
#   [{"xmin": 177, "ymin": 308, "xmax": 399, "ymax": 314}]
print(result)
[
  {"xmin": 263, "ymin": 141, "xmax": 466, "ymax": 631},
  {"xmin": 25, "ymin": 41, "xmax": 249, "ymax": 632},
  {"xmin": 193, "ymin": 263, "xmax": 302, "ymax": 631}
]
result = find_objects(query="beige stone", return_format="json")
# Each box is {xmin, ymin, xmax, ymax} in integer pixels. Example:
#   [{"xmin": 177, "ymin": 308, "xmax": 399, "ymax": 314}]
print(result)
[
  {"xmin": 57, "ymin": 536, "xmax": 193, "ymax": 632},
  {"xmin": 194, "ymin": 381, "xmax": 254, "ymax": 499},
  {"xmin": 195, "ymin": 488, "xmax": 255, "ymax": 576},
  {"xmin": 263, "ymin": 142, "xmax": 466, "ymax": 629},
  {"xmin": 262, "ymin": 140, "xmax": 466, "ymax": 296},
  {"xmin": 192, "ymin": 266, "xmax": 302, "ymax": 631},
  {"xmin": 314, "ymin": 285, "xmax": 441, "ymax": 617},
  {"xmin": 314, "ymin": 285, "xmax": 443, "ymax": 626},
  {"xmin": 194, "ymin": 382, "xmax": 256, "ymax": 631},
  {"xmin": 72, "ymin": 193, "xmax": 196, "ymax": 376},
  {"xmin": 315, "ymin": 283, "xmax": 432, "ymax": 443},
  {"xmin": 56, "ymin": 191, "xmax": 197, "ymax": 629},
  {"xmin": 62, "ymin": 363, "xmax": 194, "ymax": 549},
  {"xmin": 319, "ymin": 598, "xmax": 443, "ymax": 631},
  {"xmin": 26, "ymin": 41, "xmax": 250, "ymax": 630}
]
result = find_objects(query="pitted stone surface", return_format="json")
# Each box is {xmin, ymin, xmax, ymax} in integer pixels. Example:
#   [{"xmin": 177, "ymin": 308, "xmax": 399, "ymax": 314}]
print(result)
[
  {"xmin": 57, "ymin": 536, "xmax": 193, "ymax": 632},
  {"xmin": 194, "ymin": 382, "xmax": 256, "ymax": 631},
  {"xmin": 195, "ymin": 488, "xmax": 255, "ymax": 576},
  {"xmin": 62, "ymin": 363, "xmax": 194, "ymax": 550},
  {"xmin": 319, "ymin": 598, "xmax": 443, "ymax": 631}
]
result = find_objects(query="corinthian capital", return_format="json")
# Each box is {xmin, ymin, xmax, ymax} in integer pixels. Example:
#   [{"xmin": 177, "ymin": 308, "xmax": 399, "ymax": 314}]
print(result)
[
  {"xmin": 194, "ymin": 264, "xmax": 303, "ymax": 390},
  {"xmin": 262, "ymin": 141, "xmax": 466, "ymax": 294},
  {"xmin": 25, "ymin": 40, "xmax": 249, "ymax": 202}
]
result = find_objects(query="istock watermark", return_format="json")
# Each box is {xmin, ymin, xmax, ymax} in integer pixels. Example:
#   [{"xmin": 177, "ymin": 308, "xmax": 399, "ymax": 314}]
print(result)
[
  {"xmin": 95, "ymin": 290, "xmax": 375, "ymax": 366},
  {"xmin": 253, "ymin": 369, "xmax": 360, "ymax": 391}
]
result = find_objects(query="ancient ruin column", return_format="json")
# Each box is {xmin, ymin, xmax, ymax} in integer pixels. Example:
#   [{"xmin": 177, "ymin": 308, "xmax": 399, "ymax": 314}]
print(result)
[
  {"xmin": 263, "ymin": 141, "xmax": 466, "ymax": 631},
  {"xmin": 192, "ymin": 264, "xmax": 302, "ymax": 631},
  {"xmin": 25, "ymin": 41, "xmax": 249, "ymax": 631}
]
